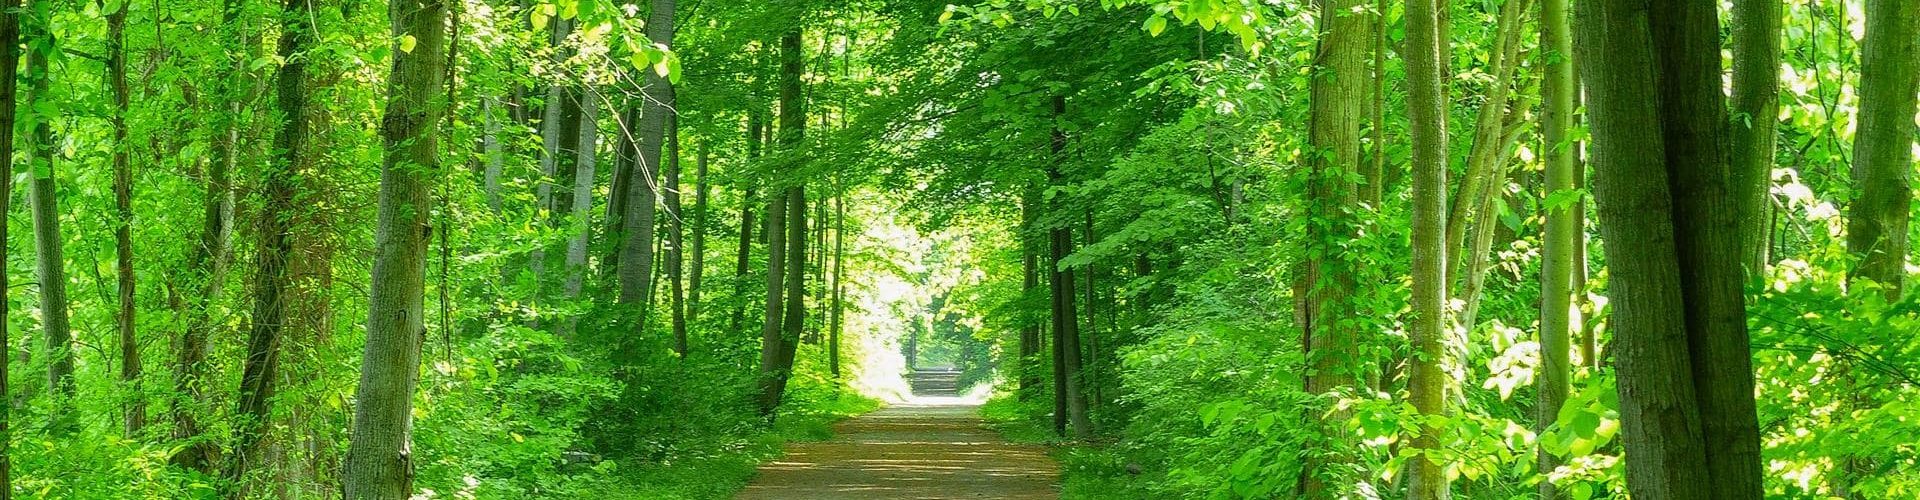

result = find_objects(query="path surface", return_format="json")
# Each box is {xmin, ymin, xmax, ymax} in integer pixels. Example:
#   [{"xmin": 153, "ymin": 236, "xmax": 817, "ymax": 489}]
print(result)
[{"xmin": 736, "ymin": 371, "xmax": 1059, "ymax": 499}]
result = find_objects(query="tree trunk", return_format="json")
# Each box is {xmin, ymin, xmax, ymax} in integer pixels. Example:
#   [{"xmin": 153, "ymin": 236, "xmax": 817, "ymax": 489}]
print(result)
[
  {"xmin": 1847, "ymin": 0, "xmax": 1919, "ymax": 295},
  {"xmin": 342, "ymin": 0, "xmax": 446, "ymax": 494},
  {"xmin": 773, "ymin": 182, "xmax": 808, "ymax": 405},
  {"xmin": 24, "ymin": 9, "xmax": 74, "ymax": 428},
  {"xmin": 1406, "ymin": 0, "xmax": 1449, "ymax": 495},
  {"xmin": 1536, "ymin": 0, "xmax": 1576, "ymax": 495},
  {"xmin": 1576, "ymin": 0, "xmax": 1764, "ymax": 495},
  {"xmin": 1445, "ymin": 0, "xmax": 1530, "ymax": 305},
  {"xmin": 690, "ymin": 140, "xmax": 710, "ymax": 318},
  {"xmin": 562, "ymin": 88, "xmax": 599, "ymax": 335},
  {"xmin": 1730, "ymin": 0, "xmax": 1781, "ymax": 272},
  {"xmin": 757, "ymin": 29, "xmax": 806, "ymax": 416},
  {"xmin": 532, "ymin": 17, "xmax": 574, "ymax": 295},
  {"xmin": 105, "ymin": 0, "xmax": 144, "ymax": 436},
  {"xmin": 829, "ymin": 182, "xmax": 846, "ymax": 379},
  {"xmin": 228, "ymin": 0, "xmax": 316, "ymax": 486},
  {"xmin": 1018, "ymin": 188, "xmax": 1042, "ymax": 400},
  {"xmin": 1297, "ymin": 0, "xmax": 1367, "ymax": 493},
  {"xmin": 732, "ymin": 110, "xmax": 763, "ymax": 333},
  {"xmin": 483, "ymin": 99, "xmax": 505, "ymax": 212},
  {"xmin": 666, "ymin": 115, "xmax": 689, "ymax": 354},
  {"xmin": 1047, "ymin": 95, "xmax": 1092, "ymax": 440},
  {"xmin": 755, "ymin": 189, "xmax": 790, "ymax": 416},
  {"xmin": 0, "ymin": 0, "xmax": 21, "ymax": 491},
  {"xmin": 620, "ymin": 0, "xmax": 675, "ymax": 307}
]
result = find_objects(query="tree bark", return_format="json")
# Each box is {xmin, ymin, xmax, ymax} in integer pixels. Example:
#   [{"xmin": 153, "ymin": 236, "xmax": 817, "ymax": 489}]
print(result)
[
  {"xmin": 1576, "ymin": 0, "xmax": 1764, "ymax": 496},
  {"xmin": 1018, "ymin": 188, "xmax": 1042, "ymax": 400},
  {"xmin": 1406, "ymin": 0, "xmax": 1449, "ymax": 495},
  {"xmin": 1730, "ymin": 0, "xmax": 1781, "ymax": 272},
  {"xmin": 532, "ymin": 17, "xmax": 574, "ymax": 295},
  {"xmin": 1047, "ymin": 95, "xmax": 1092, "ymax": 440},
  {"xmin": 1847, "ymin": 0, "xmax": 1919, "ymax": 295},
  {"xmin": 829, "ymin": 181, "xmax": 846, "ymax": 378},
  {"xmin": 562, "ymin": 88, "xmax": 599, "ymax": 336},
  {"xmin": 620, "ymin": 0, "xmax": 675, "ymax": 307},
  {"xmin": 342, "ymin": 0, "xmax": 446, "ymax": 494},
  {"xmin": 106, "ymin": 0, "xmax": 144, "ymax": 436},
  {"xmin": 228, "ymin": 0, "xmax": 317, "ymax": 487},
  {"xmin": 757, "ymin": 29, "xmax": 806, "ymax": 416},
  {"xmin": 690, "ymin": 140, "xmax": 710, "ymax": 318},
  {"xmin": 1298, "ymin": 0, "xmax": 1367, "ymax": 493},
  {"xmin": 667, "ymin": 116, "xmax": 689, "ymax": 355},
  {"xmin": 1536, "ymin": 0, "xmax": 1576, "ymax": 495},
  {"xmin": 23, "ymin": 7, "xmax": 74, "ymax": 429},
  {"xmin": 0, "ymin": 0, "xmax": 21, "ymax": 490}
]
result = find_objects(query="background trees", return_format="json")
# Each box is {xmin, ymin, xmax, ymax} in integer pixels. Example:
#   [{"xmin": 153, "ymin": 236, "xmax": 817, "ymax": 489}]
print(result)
[{"xmin": 0, "ymin": 0, "xmax": 1917, "ymax": 498}]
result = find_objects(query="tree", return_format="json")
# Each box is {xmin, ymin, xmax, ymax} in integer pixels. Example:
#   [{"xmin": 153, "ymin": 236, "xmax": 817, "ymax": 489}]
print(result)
[
  {"xmin": 1730, "ymin": 0, "xmax": 1781, "ymax": 271},
  {"xmin": 228, "ymin": 0, "xmax": 318, "ymax": 486},
  {"xmin": 1405, "ymin": 0, "xmax": 1450, "ymax": 495},
  {"xmin": 23, "ymin": 0, "xmax": 74, "ymax": 426},
  {"xmin": 173, "ymin": 0, "xmax": 246, "ymax": 471},
  {"xmin": 758, "ymin": 29, "xmax": 807, "ymax": 416},
  {"xmin": 105, "ymin": 0, "xmax": 142, "ymax": 436},
  {"xmin": 0, "ymin": 0, "xmax": 21, "ymax": 491},
  {"xmin": 1048, "ymin": 95, "xmax": 1092, "ymax": 440},
  {"xmin": 1846, "ymin": 0, "xmax": 1919, "ymax": 295},
  {"xmin": 342, "ymin": 0, "xmax": 447, "ymax": 494},
  {"xmin": 619, "ymin": 0, "xmax": 676, "ymax": 307},
  {"xmin": 1297, "ymin": 0, "xmax": 1367, "ymax": 493},
  {"xmin": 667, "ymin": 116, "xmax": 689, "ymax": 355},
  {"xmin": 1575, "ymin": 0, "xmax": 1763, "ymax": 495},
  {"xmin": 1535, "ymin": 0, "xmax": 1578, "ymax": 495}
]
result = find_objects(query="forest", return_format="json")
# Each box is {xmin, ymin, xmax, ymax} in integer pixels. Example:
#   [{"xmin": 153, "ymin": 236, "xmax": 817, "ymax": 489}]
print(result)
[{"xmin": 0, "ymin": 0, "xmax": 1917, "ymax": 497}]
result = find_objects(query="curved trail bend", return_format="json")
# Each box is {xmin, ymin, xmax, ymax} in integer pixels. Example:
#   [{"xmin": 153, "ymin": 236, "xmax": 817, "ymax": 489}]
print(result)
[{"xmin": 737, "ymin": 371, "xmax": 1060, "ymax": 499}]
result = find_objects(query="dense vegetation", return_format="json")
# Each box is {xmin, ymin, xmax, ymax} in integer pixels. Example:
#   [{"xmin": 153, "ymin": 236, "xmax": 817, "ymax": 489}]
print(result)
[{"xmin": 0, "ymin": 0, "xmax": 1916, "ymax": 498}]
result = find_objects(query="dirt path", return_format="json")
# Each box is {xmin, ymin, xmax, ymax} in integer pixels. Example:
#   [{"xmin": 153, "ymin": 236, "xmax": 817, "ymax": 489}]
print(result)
[{"xmin": 736, "ymin": 372, "xmax": 1059, "ymax": 499}]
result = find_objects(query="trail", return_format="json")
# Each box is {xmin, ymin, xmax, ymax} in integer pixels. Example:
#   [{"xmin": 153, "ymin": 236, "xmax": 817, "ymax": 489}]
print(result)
[{"xmin": 736, "ymin": 370, "xmax": 1060, "ymax": 499}]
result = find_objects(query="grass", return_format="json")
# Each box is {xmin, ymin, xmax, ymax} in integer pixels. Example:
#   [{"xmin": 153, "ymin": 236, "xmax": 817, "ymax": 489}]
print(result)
[
  {"xmin": 978, "ymin": 394, "xmax": 1160, "ymax": 499},
  {"xmin": 577, "ymin": 391, "xmax": 883, "ymax": 499}
]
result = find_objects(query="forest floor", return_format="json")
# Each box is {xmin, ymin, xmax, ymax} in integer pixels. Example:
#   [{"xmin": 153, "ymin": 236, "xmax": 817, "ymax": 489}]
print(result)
[{"xmin": 735, "ymin": 371, "xmax": 1060, "ymax": 499}]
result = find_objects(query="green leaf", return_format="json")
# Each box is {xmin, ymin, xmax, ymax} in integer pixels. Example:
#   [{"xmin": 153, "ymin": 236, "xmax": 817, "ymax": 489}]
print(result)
[
  {"xmin": 399, "ymin": 35, "xmax": 417, "ymax": 54},
  {"xmin": 1146, "ymin": 15, "xmax": 1168, "ymax": 36}
]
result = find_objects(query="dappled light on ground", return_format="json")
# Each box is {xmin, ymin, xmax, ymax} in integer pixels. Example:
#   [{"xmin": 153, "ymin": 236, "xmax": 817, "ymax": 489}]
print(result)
[{"xmin": 738, "ymin": 371, "xmax": 1056, "ymax": 499}]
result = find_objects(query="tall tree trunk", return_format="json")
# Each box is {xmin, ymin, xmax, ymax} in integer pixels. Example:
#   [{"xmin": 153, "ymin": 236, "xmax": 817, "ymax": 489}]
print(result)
[
  {"xmin": 23, "ymin": 7, "xmax": 74, "ymax": 429},
  {"xmin": 532, "ymin": 17, "xmax": 574, "ymax": 296},
  {"xmin": 1445, "ymin": 0, "xmax": 1530, "ymax": 306},
  {"xmin": 1047, "ymin": 95, "xmax": 1092, "ymax": 440},
  {"xmin": 690, "ymin": 140, "xmax": 710, "ymax": 318},
  {"xmin": 0, "ymin": 0, "xmax": 21, "ymax": 490},
  {"xmin": 1018, "ymin": 188, "xmax": 1041, "ymax": 400},
  {"xmin": 483, "ymin": 98, "xmax": 505, "ymax": 212},
  {"xmin": 1847, "ymin": 0, "xmax": 1919, "ymax": 295},
  {"xmin": 1576, "ymin": 0, "xmax": 1764, "ymax": 496},
  {"xmin": 667, "ymin": 116, "xmax": 689, "ymax": 355},
  {"xmin": 1730, "ymin": 0, "xmax": 1781, "ymax": 272},
  {"xmin": 1297, "ymin": 0, "xmax": 1367, "ymax": 494},
  {"xmin": 829, "ymin": 181, "xmax": 846, "ymax": 378},
  {"xmin": 105, "ymin": 0, "xmax": 144, "ymax": 436},
  {"xmin": 1837, "ymin": 0, "xmax": 1917, "ymax": 493},
  {"xmin": 172, "ymin": 0, "xmax": 246, "ymax": 470},
  {"xmin": 1406, "ymin": 0, "xmax": 1449, "ymax": 495},
  {"xmin": 1536, "ymin": 0, "xmax": 1576, "ymax": 495},
  {"xmin": 755, "ymin": 189, "xmax": 789, "ymax": 416},
  {"xmin": 342, "ymin": 0, "xmax": 446, "ymax": 494},
  {"xmin": 620, "ymin": 0, "xmax": 675, "ymax": 308},
  {"xmin": 732, "ymin": 110, "xmax": 764, "ymax": 333},
  {"xmin": 773, "ymin": 182, "xmax": 808, "ymax": 405},
  {"xmin": 228, "ymin": 0, "xmax": 316, "ymax": 487},
  {"xmin": 562, "ymin": 89, "xmax": 599, "ymax": 336},
  {"xmin": 757, "ymin": 29, "xmax": 806, "ymax": 416}
]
